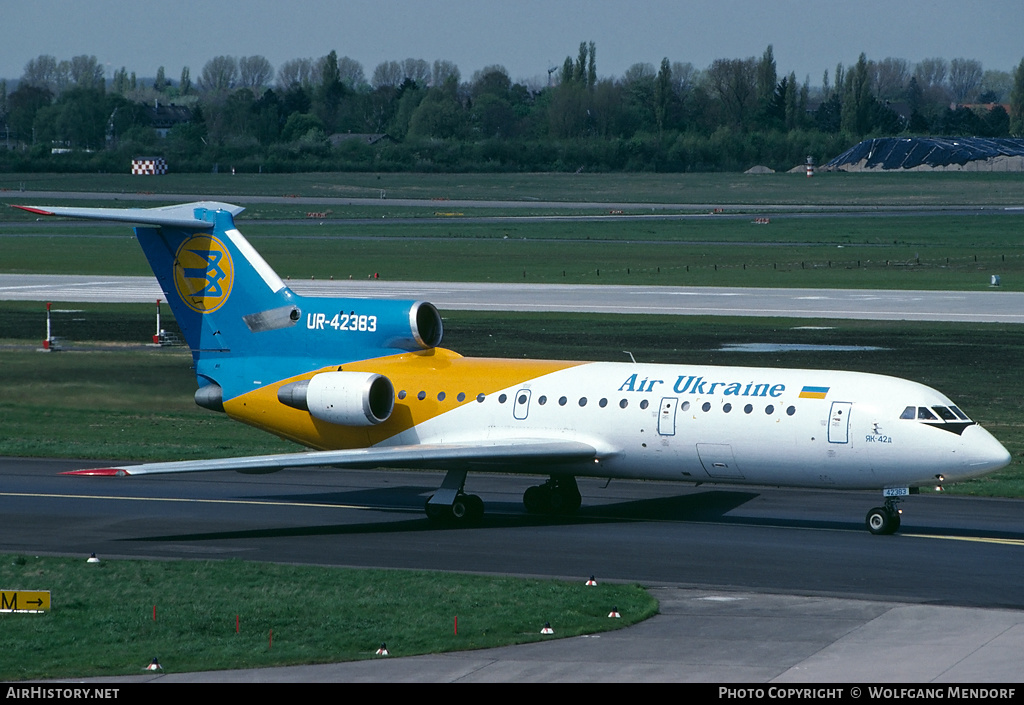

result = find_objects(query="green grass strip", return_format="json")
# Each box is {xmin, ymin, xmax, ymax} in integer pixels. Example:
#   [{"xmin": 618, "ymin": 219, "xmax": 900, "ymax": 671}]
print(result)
[{"xmin": 0, "ymin": 554, "xmax": 657, "ymax": 681}]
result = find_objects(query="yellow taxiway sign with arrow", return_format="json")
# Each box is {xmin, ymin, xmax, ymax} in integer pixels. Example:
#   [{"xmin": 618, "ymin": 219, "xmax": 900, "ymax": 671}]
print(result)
[{"xmin": 1, "ymin": 590, "xmax": 50, "ymax": 613}]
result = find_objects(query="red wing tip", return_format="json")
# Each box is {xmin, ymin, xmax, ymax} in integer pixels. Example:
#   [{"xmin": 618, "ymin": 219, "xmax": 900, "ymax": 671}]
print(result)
[
  {"xmin": 61, "ymin": 468, "xmax": 130, "ymax": 477},
  {"xmin": 11, "ymin": 205, "xmax": 54, "ymax": 215}
]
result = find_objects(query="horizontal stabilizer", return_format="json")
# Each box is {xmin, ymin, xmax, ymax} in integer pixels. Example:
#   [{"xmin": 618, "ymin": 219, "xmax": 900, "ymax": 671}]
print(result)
[
  {"xmin": 12, "ymin": 202, "xmax": 244, "ymax": 229},
  {"xmin": 61, "ymin": 439, "xmax": 600, "ymax": 477}
]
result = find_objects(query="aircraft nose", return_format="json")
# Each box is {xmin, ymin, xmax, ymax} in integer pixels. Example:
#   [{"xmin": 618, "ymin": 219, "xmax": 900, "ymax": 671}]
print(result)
[{"xmin": 962, "ymin": 424, "xmax": 1011, "ymax": 474}]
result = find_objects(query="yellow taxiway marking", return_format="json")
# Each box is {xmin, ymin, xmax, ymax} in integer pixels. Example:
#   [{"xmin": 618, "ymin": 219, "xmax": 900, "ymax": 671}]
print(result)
[
  {"xmin": 903, "ymin": 533, "xmax": 1024, "ymax": 547},
  {"xmin": 0, "ymin": 491, "xmax": 412, "ymax": 512}
]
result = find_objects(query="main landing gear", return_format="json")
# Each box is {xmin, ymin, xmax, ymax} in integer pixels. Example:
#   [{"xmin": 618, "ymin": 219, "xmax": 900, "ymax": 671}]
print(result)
[
  {"xmin": 424, "ymin": 472, "xmax": 583, "ymax": 525},
  {"xmin": 865, "ymin": 495, "xmax": 905, "ymax": 535},
  {"xmin": 523, "ymin": 476, "xmax": 582, "ymax": 515},
  {"xmin": 424, "ymin": 468, "xmax": 484, "ymax": 524}
]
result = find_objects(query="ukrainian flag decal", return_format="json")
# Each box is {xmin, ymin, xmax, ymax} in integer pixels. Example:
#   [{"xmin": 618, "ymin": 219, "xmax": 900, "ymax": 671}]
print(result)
[{"xmin": 799, "ymin": 386, "xmax": 829, "ymax": 399}]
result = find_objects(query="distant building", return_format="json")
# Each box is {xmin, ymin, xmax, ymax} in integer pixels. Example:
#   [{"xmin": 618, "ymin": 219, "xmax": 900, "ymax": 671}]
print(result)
[
  {"xmin": 954, "ymin": 102, "xmax": 1012, "ymax": 116},
  {"xmin": 328, "ymin": 133, "xmax": 393, "ymax": 147},
  {"xmin": 145, "ymin": 102, "xmax": 193, "ymax": 138}
]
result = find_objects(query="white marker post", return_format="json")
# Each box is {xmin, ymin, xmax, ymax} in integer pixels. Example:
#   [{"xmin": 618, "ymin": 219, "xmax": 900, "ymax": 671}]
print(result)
[
  {"xmin": 43, "ymin": 302, "xmax": 52, "ymax": 351},
  {"xmin": 154, "ymin": 299, "xmax": 162, "ymax": 345}
]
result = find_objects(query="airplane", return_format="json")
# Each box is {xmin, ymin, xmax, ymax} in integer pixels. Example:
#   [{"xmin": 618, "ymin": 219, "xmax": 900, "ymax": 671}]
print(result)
[{"xmin": 14, "ymin": 201, "xmax": 1011, "ymax": 535}]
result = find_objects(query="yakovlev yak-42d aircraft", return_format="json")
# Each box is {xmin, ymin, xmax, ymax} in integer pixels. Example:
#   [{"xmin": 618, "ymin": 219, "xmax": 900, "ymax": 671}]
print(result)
[{"xmin": 16, "ymin": 202, "xmax": 1011, "ymax": 534}]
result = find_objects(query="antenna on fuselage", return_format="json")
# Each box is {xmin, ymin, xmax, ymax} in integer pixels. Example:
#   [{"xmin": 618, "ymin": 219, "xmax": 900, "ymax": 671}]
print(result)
[{"xmin": 623, "ymin": 351, "xmax": 637, "ymax": 364}]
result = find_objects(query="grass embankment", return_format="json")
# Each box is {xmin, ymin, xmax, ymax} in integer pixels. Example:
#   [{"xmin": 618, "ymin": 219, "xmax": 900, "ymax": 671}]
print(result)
[{"xmin": 0, "ymin": 554, "xmax": 657, "ymax": 681}]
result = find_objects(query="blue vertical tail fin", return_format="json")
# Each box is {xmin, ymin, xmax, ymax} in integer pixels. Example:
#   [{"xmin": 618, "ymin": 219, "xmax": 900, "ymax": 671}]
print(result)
[
  {"xmin": 131, "ymin": 204, "xmax": 297, "ymax": 354},
  {"xmin": 14, "ymin": 202, "xmax": 445, "ymax": 406}
]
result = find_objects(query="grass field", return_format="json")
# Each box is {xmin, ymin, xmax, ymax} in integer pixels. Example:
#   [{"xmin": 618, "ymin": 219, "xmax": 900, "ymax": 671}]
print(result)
[
  {"xmin": 2, "ymin": 170, "xmax": 1023, "ymax": 205},
  {"xmin": 0, "ymin": 554, "xmax": 657, "ymax": 681},
  {"xmin": 3, "ymin": 214, "xmax": 1024, "ymax": 290}
]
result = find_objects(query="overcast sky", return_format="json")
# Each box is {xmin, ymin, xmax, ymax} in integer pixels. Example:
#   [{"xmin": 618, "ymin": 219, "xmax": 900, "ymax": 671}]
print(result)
[{"xmin": 3, "ymin": 0, "xmax": 1022, "ymax": 86}]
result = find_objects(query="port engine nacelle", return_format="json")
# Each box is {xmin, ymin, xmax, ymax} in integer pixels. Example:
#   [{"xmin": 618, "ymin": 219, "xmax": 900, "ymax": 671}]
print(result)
[{"xmin": 277, "ymin": 371, "xmax": 395, "ymax": 426}]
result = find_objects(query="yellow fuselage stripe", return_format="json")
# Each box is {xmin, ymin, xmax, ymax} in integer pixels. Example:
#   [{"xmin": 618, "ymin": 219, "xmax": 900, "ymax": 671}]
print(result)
[{"xmin": 223, "ymin": 347, "xmax": 584, "ymax": 450}]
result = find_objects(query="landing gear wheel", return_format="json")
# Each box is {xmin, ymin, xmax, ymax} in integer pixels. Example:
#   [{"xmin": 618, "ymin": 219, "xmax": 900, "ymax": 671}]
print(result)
[
  {"xmin": 424, "ymin": 496, "xmax": 445, "ymax": 521},
  {"xmin": 523, "ymin": 477, "xmax": 581, "ymax": 515},
  {"xmin": 426, "ymin": 493, "xmax": 484, "ymax": 525},
  {"xmin": 452, "ymin": 493, "xmax": 484, "ymax": 524},
  {"xmin": 523, "ymin": 485, "xmax": 544, "ymax": 513},
  {"xmin": 866, "ymin": 506, "xmax": 900, "ymax": 535}
]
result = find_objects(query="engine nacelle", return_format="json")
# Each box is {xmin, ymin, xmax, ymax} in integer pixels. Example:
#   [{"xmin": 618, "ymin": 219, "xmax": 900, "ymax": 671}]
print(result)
[
  {"xmin": 376, "ymin": 300, "xmax": 443, "ymax": 350},
  {"xmin": 277, "ymin": 371, "xmax": 395, "ymax": 426}
]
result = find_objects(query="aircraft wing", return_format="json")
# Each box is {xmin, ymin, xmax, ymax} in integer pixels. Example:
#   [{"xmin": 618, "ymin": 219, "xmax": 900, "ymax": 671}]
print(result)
[{"xmin": 62, "ymin": 439, "xmax": 600, "ymax": 477}]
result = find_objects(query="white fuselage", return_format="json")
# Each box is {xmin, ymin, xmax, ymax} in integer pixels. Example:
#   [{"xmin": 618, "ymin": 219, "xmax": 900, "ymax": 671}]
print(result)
[{"xmin": 385, "ymin": 362, "xmax": 1009, "ymax": 490}]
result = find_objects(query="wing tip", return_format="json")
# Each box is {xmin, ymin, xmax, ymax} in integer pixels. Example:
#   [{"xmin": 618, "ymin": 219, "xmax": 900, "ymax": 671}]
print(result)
[
  {"xmin": 11, "ymin": 205, "xmax": 54, "ymax": 216},
  {"xmin": 61, "ymin": 468, "xmax": 131, "ymax": 477}
]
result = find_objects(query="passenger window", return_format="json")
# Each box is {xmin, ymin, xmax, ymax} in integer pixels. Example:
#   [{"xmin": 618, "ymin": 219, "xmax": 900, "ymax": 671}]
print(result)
[
  {"xmin": 398, "ymin": 390, "xmax": 407, "ymax": 400},
  {"xmin": 744, "ymin": 404, "xmax": 753, "ymax": 414},
  {"xmin": 457, "ymin": 392, "xmax": 466, "ymax": 402},
  {"xmin": 579, "ymin": 397, "xmax": 588, "ymax": 407},
  {"xmin": 538, "ymin": 395, "xmax": 547, "ymax": 405},
  {"xmin": 619, "ymin": 399, "xmax": 628, "ymax": 409},
  {"xmin": 417, "ymin": 391, "xmax": 426, "ymax": 400},
  {"xmin": 786, "ymin": 406, "xmax": 796, "ymax": 416},
  {"xmin": 559, "ymin": 396, "xmax": 567, "ymax": 406},
  {"xmin": 498, "ymin": 394, "xmax": 507, "ymax": 404},
  {"xmin": 917, "ymin": 407, "xmax": 937, "ymax": 420},
  {"xmin": 640, "ymin": 400, "xmax": 649, "ymax": 409},
  {"xmin": 701, "ymin": 402, "xmax": 711, "ymax": 412},
  {"xmin": 681, "ymin": 401, "xmax": 690, "ymax": 411},
  {"xmin": 438, "ymin": 392, "xmax": 446, "ymax": 401},
  {"xmin": 765, "ymin": 405, "xmax": 775, "ymax": 415},
  {"xmin": 599, "ymin": 398, "xmax": 608, "ymax": 408},
  {"xmin": 900, "ymin": 406, "xmax": 915, "ymax": 420},
  {"xmin": 723, "ymin": 403, "xmax": 732, "ymax": 413}
]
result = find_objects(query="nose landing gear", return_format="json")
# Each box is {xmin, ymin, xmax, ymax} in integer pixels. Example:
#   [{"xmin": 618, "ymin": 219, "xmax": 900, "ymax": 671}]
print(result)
[{"xmin": 865, "ymin": 497, "xmax": 903, "ymax": 535}]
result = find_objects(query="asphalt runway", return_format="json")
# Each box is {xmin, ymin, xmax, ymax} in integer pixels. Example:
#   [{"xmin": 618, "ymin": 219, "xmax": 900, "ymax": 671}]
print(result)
[
  {"xmin": 4, "ymin": 274, "xmax": 1024, "ymax": 323},
  {"xmin": 7, "ymin": 457, "xmax": 1024, "ymax": 605},
  {"xmin": 7, "ymin": 456, "xmax": 1024, "ymax": 682}
]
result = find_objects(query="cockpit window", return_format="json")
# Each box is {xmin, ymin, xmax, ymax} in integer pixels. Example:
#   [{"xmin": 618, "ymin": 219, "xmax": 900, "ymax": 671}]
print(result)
[{"xmin": 900, "ymin": 403, "xmax": 974, "ymax": 428}]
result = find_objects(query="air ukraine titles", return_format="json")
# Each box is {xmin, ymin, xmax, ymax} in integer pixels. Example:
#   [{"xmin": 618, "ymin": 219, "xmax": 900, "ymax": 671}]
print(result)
[{"xmin": 618, "ymin": 373, "xmax": 785, "ymax": 398}]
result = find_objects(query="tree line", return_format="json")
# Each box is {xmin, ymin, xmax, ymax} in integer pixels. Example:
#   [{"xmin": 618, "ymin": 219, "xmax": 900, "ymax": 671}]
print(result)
[{"xmin": 2, "ymin": 45, "xmax": 1023, "ymax": 173}]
